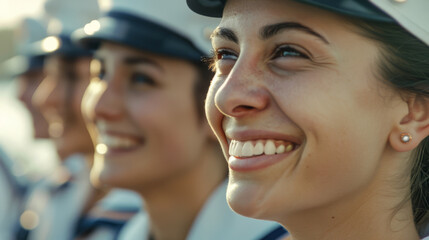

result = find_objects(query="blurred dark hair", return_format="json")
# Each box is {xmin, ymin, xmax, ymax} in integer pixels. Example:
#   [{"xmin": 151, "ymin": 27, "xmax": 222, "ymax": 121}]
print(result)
[
  {"xmin": 192, "ymin": 60, "xmax": 214, "ymax": 120},
  {"xmin": 347, "ymin": 18, "xmax": 429, "ymax": 229}
]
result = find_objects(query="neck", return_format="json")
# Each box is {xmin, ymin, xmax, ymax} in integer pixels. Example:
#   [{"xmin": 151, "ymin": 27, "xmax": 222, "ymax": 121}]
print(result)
[
  {"xmin": 283, "ymin": 195, "xmax": 419, "ymax": 240},
  {"xmin": 139, "ymin": 143, "xmax": 226, "ymax": 240},
  {"xmin": 282, "ymin": 151, "xmax": 420, "ymax": 240}
]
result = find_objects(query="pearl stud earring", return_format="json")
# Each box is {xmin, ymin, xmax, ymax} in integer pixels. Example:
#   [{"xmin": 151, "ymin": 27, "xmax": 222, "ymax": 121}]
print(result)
[{"xmin": 400, "ymin": 133, "xmax": 412, "ymax": 143}]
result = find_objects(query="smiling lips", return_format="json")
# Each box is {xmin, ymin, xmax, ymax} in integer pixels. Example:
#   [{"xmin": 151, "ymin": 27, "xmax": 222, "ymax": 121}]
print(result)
[
  {"xmin": 99, "ymin": 134, "xmax": 143, "ymax": 150},
  {"xmin": 229, "ymin": 139, "xmax": 295, "ymax": 158}
]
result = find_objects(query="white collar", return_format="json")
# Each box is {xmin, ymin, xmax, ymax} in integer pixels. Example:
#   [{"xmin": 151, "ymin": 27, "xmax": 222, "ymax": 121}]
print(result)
[{"xmin": 118, "ymin": 180, "xmax": 281, "ymax": 240}]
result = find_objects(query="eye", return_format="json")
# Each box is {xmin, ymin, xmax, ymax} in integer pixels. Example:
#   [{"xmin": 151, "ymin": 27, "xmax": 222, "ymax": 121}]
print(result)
[
  {"xmin": 216, "ymin": 49, "xmax": 238, "ymax": 61},
  {"xmin": 272, "ymin": 45, "xmax": 309, "ymax": 59},
  {"xmin": 207, "ymin": 48, "xmax": 238, "ymax": 72},
  {"xmin": 98, "ymin": 67, "xmax": 106, "ymax": 80},
  {"xmin": 131, "ymin": 72, "xmax": 156, "ymax": 86}
]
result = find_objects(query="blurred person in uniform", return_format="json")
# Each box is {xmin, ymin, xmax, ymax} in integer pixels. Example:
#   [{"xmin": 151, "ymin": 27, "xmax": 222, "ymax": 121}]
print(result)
[
  {"xmin": 0, "ymin": 146, "xmax": 28, "ymax": 240},
  {"xmin": 13, "ymin": 0, "xmax": 103, "ymax": 239},
  {"xmin": 5, "ymin": 17, "xmax": 49, "ymax": 141},
  {"xmin": 73, "ymin": 0, "xmax": 285, "ymax": 239},
  {"xmin": 14, "ymin": 0, "xmax": 142, "ymax": 239},
  {"xmin": 0, "ymin": 17, "xmax": 50, "ymax": 240}
]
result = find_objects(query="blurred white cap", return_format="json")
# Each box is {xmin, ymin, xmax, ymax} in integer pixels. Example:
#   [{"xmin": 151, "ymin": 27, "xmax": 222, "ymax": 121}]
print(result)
[
  {"xmin": 44, "ymin": 0, "xmax": 100, "ymax": 36},
  {"xmin": 14, "ymin": 17, "xmax": 48, "ymax": 55},
  {"xmin": 73, "ymin": 0, "xmax": 220, "ymax": 61},
  {"xmin": 1, "ymin": 17, "xmax": 47, "ymax": 77},
  {"xmin": 29, "ymin": 0, "xmax": 101, "ymax": 56}
]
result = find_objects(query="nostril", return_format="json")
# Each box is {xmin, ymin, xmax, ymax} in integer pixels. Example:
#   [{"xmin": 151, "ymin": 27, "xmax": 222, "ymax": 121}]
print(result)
[{"xmin": 232, "ymin": 105, "xmax": 256, "ymax": 114}]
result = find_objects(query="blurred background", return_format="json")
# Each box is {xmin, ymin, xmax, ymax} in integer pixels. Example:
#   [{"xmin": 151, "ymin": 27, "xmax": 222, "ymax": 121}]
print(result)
[
  {"xmin": 0, "ymin": 0, "xmax": 110, "ymax": 179},
  {"xmin": 0, "ymin": 0, "xmax": 53, "ymax": 180}
]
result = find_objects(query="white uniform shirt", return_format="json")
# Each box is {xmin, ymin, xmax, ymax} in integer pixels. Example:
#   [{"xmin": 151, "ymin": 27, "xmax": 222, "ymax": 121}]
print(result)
[
  {"xmin": 118, "ymin": 180, "xmax": 284, "ymax": 240},
  {"xmin": 78, "ymin": 189, "xmax": 142, "ymax": 240},
  {"xmin": 21, "ymin": 154, "xmax": 93, "ymax": 240},
  {"xmin": 0, "ymin": 148, "xmax": 26, "ymax": 240}
]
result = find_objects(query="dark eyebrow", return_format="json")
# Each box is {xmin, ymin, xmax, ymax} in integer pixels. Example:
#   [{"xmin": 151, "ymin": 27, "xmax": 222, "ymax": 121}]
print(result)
[
  {"xmin": 211, "ymin": 27, "xmax": 239, "ymax": 44},
  {"xmin": 260, "ymin": 22, "xmax": 329, "ymax": 44}
]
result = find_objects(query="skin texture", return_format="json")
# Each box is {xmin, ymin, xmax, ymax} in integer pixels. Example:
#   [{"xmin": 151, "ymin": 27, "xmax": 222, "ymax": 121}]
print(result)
[
  {"xmin": 17, "ymin": 69, "xmax": 50, "ymax": 139},
  {"xmin": 33, "ymin": 55, "xmax": 94, "ymax": 160},
  {"xmin": 83, "ymin": 42, "xmax": 226, "ymax": 240},
  {"xmin": 205, "ymin": 0, "xmax": 429, "ymax": 239}
]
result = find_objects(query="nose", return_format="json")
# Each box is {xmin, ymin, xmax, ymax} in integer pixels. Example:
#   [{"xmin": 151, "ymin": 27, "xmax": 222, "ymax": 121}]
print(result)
[
  {"xmin": 214, "ymin": 60, "xmax": 270, "ymax": 118},
  {"xmin": 32, "ymin": 76, "xmax": 63, "ymax": 113},
  {"xmin": 93, "ymin": 78, "xmax": 124, "ymax": 122},
  {"xmin": 16, "ymin": 78, "xmax": 30, "ymax": 105}
]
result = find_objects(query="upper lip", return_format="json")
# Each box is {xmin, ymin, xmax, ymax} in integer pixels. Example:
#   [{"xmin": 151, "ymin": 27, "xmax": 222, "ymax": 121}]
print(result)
[
  {"xmin": 96, "ymin": 121, "xmax": 143, "ymax": 140},
  {"xmin": 224, "ymin": 129, "xmax": 302, "ymax": 145},
  {"xmin": 98, "ymin": 130, "xmax": 143, "ymax": 141}
]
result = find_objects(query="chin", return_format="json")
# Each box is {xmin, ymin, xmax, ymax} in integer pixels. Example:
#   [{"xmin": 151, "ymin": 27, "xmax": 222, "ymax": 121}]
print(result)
[
  {"xmin": 226, "ymin": 177, "xmax": 271, "ymax": 219},
  {"xmin": 96, "ymin": 164, "xmax": 125, "ymax": 188}
]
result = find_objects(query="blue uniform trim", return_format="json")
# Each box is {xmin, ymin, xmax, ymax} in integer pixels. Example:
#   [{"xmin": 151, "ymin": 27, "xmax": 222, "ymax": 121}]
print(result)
[
  {"xmin": 74, "ymin": 216, "xmax": 127, "ymax": 238},
  {"xmin": 259, "ymin": 226, "xmax": 288, "ymax": 240}
]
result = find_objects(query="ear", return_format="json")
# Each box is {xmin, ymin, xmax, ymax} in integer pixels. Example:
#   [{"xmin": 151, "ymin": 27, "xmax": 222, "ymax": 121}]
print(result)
[{"xmin": 389, "ymin": 96, "xmax": 429, "ymax": 152}]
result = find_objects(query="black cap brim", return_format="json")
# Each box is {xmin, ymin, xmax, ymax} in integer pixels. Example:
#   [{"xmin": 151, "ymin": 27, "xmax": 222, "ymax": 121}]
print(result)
[
  {"xmin": 187, "ymin": 0, "xmax": 394, "ymax": 22},
  {"xmin": 2, "ymin": 55, "xmax": 45, "ymax": 78},
  {"xmin": 73, "ymin": 11, "xmax": 205, "ymax": 62}
]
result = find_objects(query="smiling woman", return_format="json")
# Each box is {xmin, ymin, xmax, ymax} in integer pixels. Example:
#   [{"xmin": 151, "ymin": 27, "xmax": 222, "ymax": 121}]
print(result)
[{"xmin": 188, "ymin": 0, "xmax": 429, "ymax": 239}]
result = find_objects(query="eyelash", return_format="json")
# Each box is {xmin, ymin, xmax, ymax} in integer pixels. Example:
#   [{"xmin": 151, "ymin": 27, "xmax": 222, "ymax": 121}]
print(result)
[
  {"xmin": 272, "ymin": 45, "xmax": 309, "ymax": 59},
  {"xmin": 96, "ymin": 67, "xmax": 156, "ymax": 87},
  {"xmin": 203, "ymin": 49, "xmax": 238, "ymax": 72},
  {"xmin": 131, "ymin": 72, "xmax": 156, "ymax": 86},
  {"xmin": 205, "ymin": 45, "xmax": 309, "ymax": 72},
  {"xmin": 98, "ymin": 67, "xmax": 105, "ymax": 80}
]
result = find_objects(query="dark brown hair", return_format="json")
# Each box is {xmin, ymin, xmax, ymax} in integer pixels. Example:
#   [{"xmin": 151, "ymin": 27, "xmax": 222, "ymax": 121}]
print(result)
[{"xmin": 347, "ymin": 18, "xmax": 429, "ymax": 228}]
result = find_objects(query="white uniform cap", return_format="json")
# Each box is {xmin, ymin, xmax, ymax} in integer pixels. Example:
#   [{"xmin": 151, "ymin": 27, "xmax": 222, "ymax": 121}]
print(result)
[
  {"xmin": 44, "ymin": 0, "xmax": 100, "ymax": 35},
  {"xmin": 14, "ymin": 17, "xmax": 48, "ymax": 55},
  {"xmin": 112, "ymin": 0, "xmax": 219, "ymax": 55},
  {"xmin": 370, "ymin": 0, "xmax": 429, "ymax": 46},
  {"xmin": 73, "ymin": 0, "xmax": 220, "ymax": 61},
  {"xmin": 29, "ymin": 0, "xmax": 100, "ymax": 56},
  {"xmin": 1, "ymin": 17, "xmax": 47, "ymax": 77}
]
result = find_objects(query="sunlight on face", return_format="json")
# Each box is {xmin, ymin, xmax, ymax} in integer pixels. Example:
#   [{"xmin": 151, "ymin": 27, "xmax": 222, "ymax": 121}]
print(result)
[
  {"xmin": 83, "ymin": 42, "xmax": 211, "ymax": 191},
  {"xmin": 206, "ymin": 0, "xmax": 406, "ymax": 223}
]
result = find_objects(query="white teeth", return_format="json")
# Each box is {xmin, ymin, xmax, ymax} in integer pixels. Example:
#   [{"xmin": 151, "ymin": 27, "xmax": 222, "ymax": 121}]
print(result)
[
  {"xmin": 229, "ymin": 139, "xmax": 295, "ymax": 157},
  {"xmin": 285, "ymin": 144, "xmax": 293, "ymax": 152},
  {"xmin": 99, "ymin": 134, "xmax": 140, "ymax": 149},
  {"xmin": 276, "ymin": 145, "xmax": 285, "ymax": 154},
  {"xmin": 264, "ymin": 140, "xmax": 276, "ymax": 155},
  {"xmin": 235, "ymin": 141, "xmax": 243, "ymax": 156},
  {"xmin": 254, "ymin": 141, "xmax": 264, "ymax": 155},
  {"xmin": 242, "ymin": 141, "xmax": 254, "ymax": 157}
]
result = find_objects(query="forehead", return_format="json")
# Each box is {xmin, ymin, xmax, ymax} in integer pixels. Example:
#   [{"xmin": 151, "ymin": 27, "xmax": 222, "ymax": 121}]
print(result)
[{"xmin": 218, "ymin": 0, "xmax": 352, "ymax": 41}]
